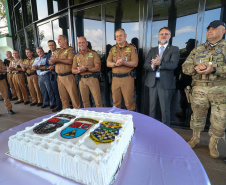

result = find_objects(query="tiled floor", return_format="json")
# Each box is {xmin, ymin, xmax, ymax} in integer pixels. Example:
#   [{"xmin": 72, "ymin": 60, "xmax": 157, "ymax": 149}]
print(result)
[{"xmin": 0, "ymin": 99, "xmax": 226, "ymax": 185}]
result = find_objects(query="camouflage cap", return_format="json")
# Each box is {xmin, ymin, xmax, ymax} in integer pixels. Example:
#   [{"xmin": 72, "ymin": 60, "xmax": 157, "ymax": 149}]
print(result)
[{"xmin": 207, "ymin": 20, "xmax": 226, "ymax": 29}]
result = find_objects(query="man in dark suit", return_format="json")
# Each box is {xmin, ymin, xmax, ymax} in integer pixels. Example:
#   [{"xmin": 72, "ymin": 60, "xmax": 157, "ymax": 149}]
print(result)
[
  {"xmin": 143, "ymin": 27, "xmax": 179, "ymax": 125},
  {"xmin": 45, "ymin": 40, "xmax": 62, "ymax": 112}
]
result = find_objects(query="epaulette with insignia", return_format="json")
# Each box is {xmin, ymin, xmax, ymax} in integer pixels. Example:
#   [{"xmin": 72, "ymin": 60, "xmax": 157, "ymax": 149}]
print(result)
[{"xmin": 130, "ymin": 43, "xmax": 138, "ymax": 54}]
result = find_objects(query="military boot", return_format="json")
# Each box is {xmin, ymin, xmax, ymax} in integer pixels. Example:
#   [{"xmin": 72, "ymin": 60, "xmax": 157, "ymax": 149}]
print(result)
[
  {"xmin": 187, "ymin": 129, "xmax": 200, "ymax": 148},
  {"xmin": 209, "ymin": 137, "xmax": 219, "ymax": 158}
]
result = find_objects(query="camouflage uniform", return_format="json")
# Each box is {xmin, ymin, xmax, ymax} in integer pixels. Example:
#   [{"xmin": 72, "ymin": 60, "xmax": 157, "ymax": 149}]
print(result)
[{"xmin": 182, "ymin": 40, "xmax": 226, "ymax": 139}]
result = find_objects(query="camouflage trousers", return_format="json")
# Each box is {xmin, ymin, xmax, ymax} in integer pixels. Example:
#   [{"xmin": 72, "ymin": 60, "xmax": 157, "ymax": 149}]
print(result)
[{"xmin": 190, "ymin": 85, "xmax": 226, "ymax": 138}]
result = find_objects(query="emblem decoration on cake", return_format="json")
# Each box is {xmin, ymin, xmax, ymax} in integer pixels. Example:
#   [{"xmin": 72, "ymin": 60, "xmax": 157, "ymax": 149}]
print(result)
[
  {"xmin": 90, "ymin": 121, "xmax": 122, "ymax": 144},
  {"xmin": 33, "ymin": 114, "xmax": 76, "ymax": 134},
  {"xmin": 61, "ymin": 118, "xmax": 99, "ymax": 139},
  {"xmin": 9, "ymin": 109, "xmax": 134, "ymax": 185}
]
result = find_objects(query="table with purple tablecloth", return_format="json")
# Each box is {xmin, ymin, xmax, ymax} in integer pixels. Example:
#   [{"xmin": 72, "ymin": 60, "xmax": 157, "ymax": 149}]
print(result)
[{"xmin": 0, "ymin": 107, "xmax": 210, "ymax": 185}]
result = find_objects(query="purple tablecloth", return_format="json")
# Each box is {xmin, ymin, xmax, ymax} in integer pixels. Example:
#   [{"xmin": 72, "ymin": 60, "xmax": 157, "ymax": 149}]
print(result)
[{"xmin": 0, "ymin": 107, "xmax": 210, "ymax": 185}]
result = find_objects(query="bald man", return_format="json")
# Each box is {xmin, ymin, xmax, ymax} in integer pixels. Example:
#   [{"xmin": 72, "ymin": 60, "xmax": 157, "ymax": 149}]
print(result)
[{"xmin": 72, "ymin": 37, "xmax": 102, "ymax": 108}]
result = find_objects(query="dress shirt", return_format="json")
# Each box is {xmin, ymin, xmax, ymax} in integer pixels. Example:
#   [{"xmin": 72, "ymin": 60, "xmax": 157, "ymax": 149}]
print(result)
[
  {"xmin": 152, "ymin": 43, "xmax": 168, "ymax": 78},
  {"xmin": 32, "ymin": 56, "xmax": 48, "ymax": 76}
]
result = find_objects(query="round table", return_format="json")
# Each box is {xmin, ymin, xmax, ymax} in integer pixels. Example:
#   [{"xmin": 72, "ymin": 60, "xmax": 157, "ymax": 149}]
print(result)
[{"xmin": 0, "ymin": 107, "xmax": 210, "ymax": 185}]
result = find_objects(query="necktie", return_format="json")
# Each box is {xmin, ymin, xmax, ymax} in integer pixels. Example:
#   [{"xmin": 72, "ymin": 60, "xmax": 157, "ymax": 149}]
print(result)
[
  {"xmin": 157, "ymin": 46, "xmax": 164, "ymax": 73},
  {"xmin": 159, "ymin": 46, "xmax": 165, "ymax": 58}
]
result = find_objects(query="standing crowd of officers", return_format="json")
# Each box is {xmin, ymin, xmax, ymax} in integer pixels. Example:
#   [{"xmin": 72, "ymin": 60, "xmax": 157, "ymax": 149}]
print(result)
[{"xmin": 0, "ymin": 21, "xmax": 225, "ymax": 159}]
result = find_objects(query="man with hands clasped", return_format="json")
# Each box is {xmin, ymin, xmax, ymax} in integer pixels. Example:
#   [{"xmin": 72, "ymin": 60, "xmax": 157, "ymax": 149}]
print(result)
[
  {"xmin": 143, "ymin": 27, "xmax": 179, "ymax": 126},
  {"xmin": 107, "ymin": 28, "xmax": 138, "ymax": 111},
  {"xmin": 182, "ymin": 20, "xmax": 226, "ymax": 158},
  {"xmin": 72, "ymin": 36, "xmax": 102, "ymax": 108}
]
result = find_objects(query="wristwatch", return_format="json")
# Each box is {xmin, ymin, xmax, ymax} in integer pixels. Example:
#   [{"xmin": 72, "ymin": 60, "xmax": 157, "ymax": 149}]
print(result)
[
  {"xmin": 113, "ymin": 62, "xmax": 116, "ymax": 67},
  {"xmin": 211, "ymin": 67, "xmax": 216, "ymax": 74},
  {"xmin": 86, "ymin": 68, "xmax": 88, "ymax": 72}
]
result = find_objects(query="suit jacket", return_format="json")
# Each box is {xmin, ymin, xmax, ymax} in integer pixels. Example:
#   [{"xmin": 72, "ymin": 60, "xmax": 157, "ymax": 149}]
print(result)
[{"xmin": 143, "ymin": 45, "xmax": 179, "ymax": 89}]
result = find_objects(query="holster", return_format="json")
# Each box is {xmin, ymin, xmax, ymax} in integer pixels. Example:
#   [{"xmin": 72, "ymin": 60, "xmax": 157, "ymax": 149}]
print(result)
[
  {"xmin": 74, "ymin": 74, "xmax": 81, "ymax": 84},
  {"xmin": 184, "ymin": 86, "xmax": 192, "ymax": 103}
]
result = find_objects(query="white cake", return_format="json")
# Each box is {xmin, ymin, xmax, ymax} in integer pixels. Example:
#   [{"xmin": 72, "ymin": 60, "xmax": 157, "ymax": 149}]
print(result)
[{"xmin": 8, "ymin": 109, "xmax": 134, "ymax": 185}]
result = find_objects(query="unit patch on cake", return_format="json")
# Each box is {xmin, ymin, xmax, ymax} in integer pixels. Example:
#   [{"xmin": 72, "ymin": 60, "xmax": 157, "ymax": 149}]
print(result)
[
  {"xmin": 61, "ymin": 118, "xmax": 99, "ymax": 139},
  {"xmin": 90, "ymin": 121, "xmax": 122, "ymax": 144},
  {"xmin": 33, "ymin": 114, "xmax": 75, "ymax": 134}
]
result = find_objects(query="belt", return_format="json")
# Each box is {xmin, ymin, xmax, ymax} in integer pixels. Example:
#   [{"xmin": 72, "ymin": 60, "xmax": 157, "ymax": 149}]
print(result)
[
  {"xmin": 7, "ymin": 72, "xmax": 13, "ymax": 74},
  {"xmin": 112, "ymin": 71, "xmax": 134, "ymax": 78},
  {"xmin": 27, "ymin": 72, "xmax": 37, "ymax": 77},
  {"xmin": 194, "ymin": 81, "xmax": 226, "ymax": 87},
  {"xmin": 13, "ymin": 71, "xmax": 22, "ymax": 74},
  {"xmin": 80, "ymin": 74, "xmax": 94, "ymax": 78},
  {"xmin": 58, "ymin": 72, "xmax": 72, "ymax": 77}
]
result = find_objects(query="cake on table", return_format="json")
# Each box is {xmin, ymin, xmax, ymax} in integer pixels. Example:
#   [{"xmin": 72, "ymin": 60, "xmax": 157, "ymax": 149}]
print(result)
[{"xmin": 8, "ymin": 109, "xmax": 134, "ymax": 185}]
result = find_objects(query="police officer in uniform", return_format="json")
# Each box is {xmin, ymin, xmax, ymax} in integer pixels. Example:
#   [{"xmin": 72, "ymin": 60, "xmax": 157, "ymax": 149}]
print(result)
[
  {"xmin": 5, "ymin": 51, "xmax": 17, "ymax": 100},
  {"xmin": 9, "ymin": 50, "xmax": 29, "ymax": 105},
  {"xmin": 182, "ymin": 20, "xmax": 226, "ymax": 158},
  {"xmin": 0, "ymin": 59, "xmax": 15, "ymax": 115},
  {"xmin": 107, "ymin": 28, "xmax": 138, "ymax": 110},
  {"xmin": 22, "ymin": 48, "xmax": 43, "ymax": 106},
  {"xmin": 49, "ymin": 35, "xmax": 80, "ymax": 109},
  {"xmin": 72, "ymin": 36, "xmax": 103, "ymax": 108}
]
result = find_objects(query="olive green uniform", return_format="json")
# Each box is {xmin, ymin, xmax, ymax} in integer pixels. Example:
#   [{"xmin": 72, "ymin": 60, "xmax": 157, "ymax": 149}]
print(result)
[
  {"xmin": 9, "ymin": 58, "xmax": 29, "ymax": 102},
  {"xmin": 107, "ymin": 42, "xmax": 138, "ymax": 110},
  {"xmin": 23, "ymin": 57, "xmax": 42, "ymax": 104},
  {"xmin": 52, "ymin": 46, "xmax": 80, "ymax": 109},
  {"xmin": 0, "ymin": 60, "xmax": 12, "ymax": 110},
  {"xmin": 73, "ymin": 49, "xmax": 102, "ymax": 107},
  {"xmin": 182, "ymin": 40, "xmax": 226, "ymax": 138}
]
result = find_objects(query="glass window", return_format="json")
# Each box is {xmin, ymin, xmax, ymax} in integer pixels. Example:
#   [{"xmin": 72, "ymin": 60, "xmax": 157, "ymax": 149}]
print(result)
[
  {"xmin": 73, "ymin": 0, "xmax": 95, "ymax": 6},
  {"xmin": 106, "ymin": 1, "xmax": 139, "ymax": 49},
  {"xmin": 38, "ymin": 22, "xmax": 53, "ymax": 52},
  {"xmin": 26, "ymin": 25, "xmax": 36, "ymax": 54},
  {"xmin": 14, "ymin": 0, "xmax": 18, "ymax": 5},
  {"xmin": 201, "ymin": 0, "xmax": 224, "ymax": 43},
  {"xmin": 24, "ymin": 0, "xmax": 33, "ymax": 26},
  {"xmin": 52, "ymin": 16, "xmax": 69, "ymax": 45},
  {"xmin": 17, "ymin": 31, "xmax": 26, "ymax": 59},
  {"xmin": 53, "ymin": 0, "xmax": 68, "ymax": 13},
  {"xmin": 152, "ymin": 0, "xmax": 199, "ymax": 48},
  {"xmin": 15, "ymin": 5, "xmax": 23, "ymax": 31},
  {"xmin": 36, "ymin": 0, "xmax": 48, "ymax": 20},
  {"xmin": 74, "ymin": 6, "xmax": 102, "ymax": 54}
]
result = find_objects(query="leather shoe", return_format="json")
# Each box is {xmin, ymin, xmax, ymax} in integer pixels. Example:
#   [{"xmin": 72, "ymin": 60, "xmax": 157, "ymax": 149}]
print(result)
[
  {"xmin": 36, "ymin": 103, "xmax": 43, "ymax": 107},
  {"xmin": 52, "ymin": 107, "xmax": 62, "ymax": 112},
  {"xmin": 14, "ymin": 101, "xmax": 23, "ymax": 104},
  {"xmin": 30, "ymin": 103, "xmax": 37, "ymax": 106},
  {"xmin": 50, "ymin": 105, "xmax": 56, "ymax": 109},
  {"xmin": 41, "ymin": 105, "xmax": 49, "ymax": 108},
  {"xmin": 24, "ymin": 101, "xmax": 30, "ymax": 105},
  {"xmin": 7, "ymin": 110, "xmax": 15, "ymax": 115},
  {"xmin": 11, "ymin": 97, "xmax": 18, "ymax": 101}
]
